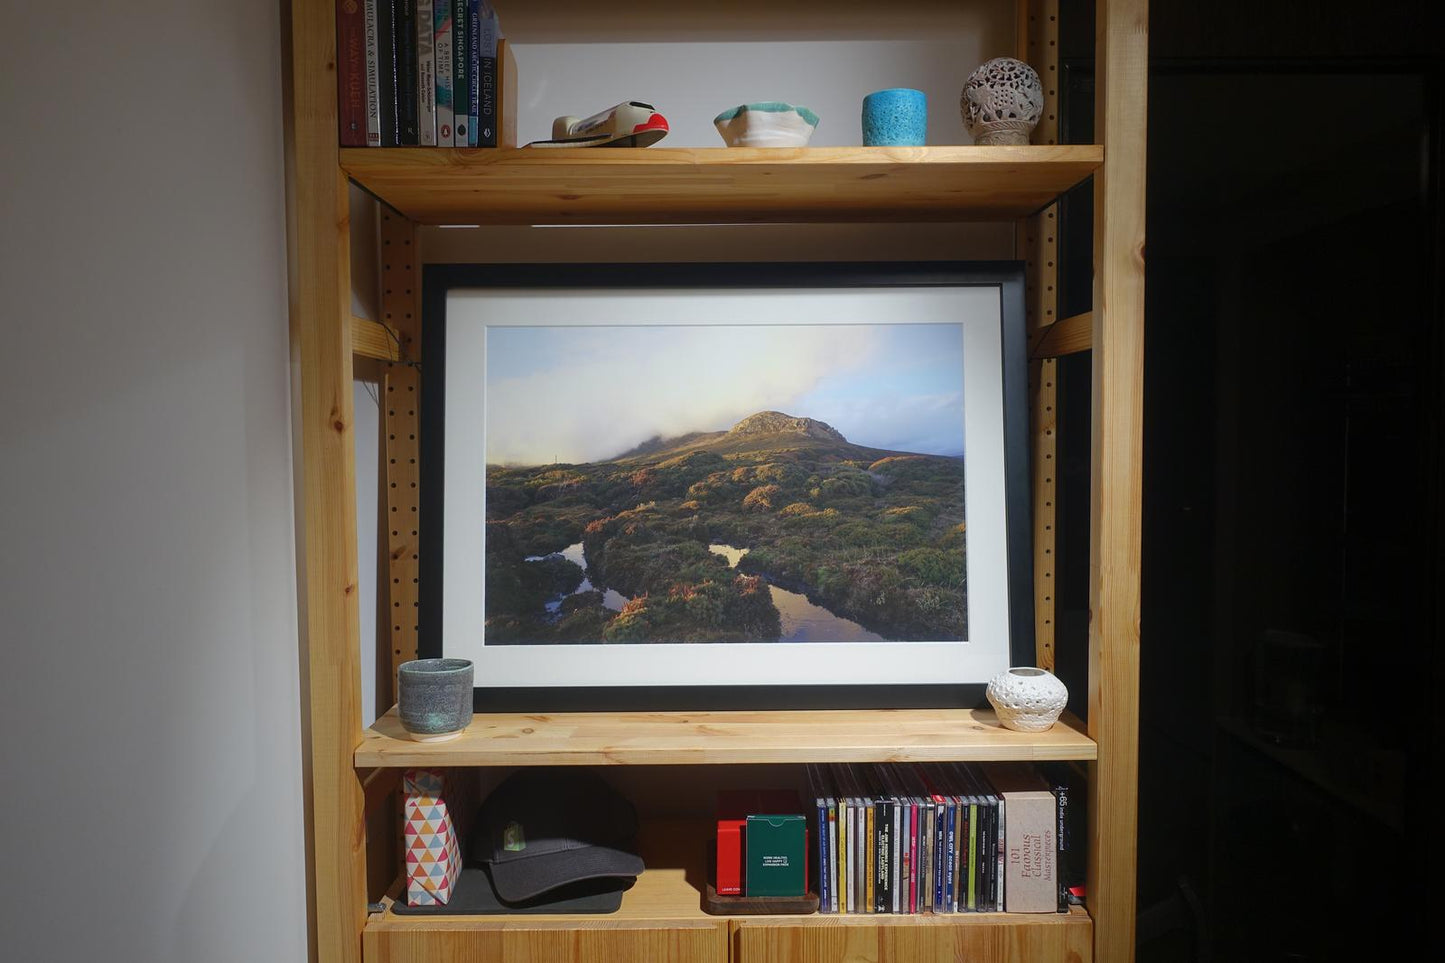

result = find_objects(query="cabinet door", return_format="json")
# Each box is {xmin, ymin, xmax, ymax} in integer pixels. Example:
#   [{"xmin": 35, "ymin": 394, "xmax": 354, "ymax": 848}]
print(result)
[
  {"xmin": 364, "ymin": 920, "xmax": 729, "ymax": 963},
  {"xmin": 731, "ymin": 915, "xmax": 1092, "ymax": 963}
]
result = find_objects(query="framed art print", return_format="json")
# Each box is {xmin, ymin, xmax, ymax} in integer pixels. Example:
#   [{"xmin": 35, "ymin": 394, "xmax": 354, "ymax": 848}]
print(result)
[{"xmin": 418, "ymin": 262, "xmax": 1033, "ymax": 710}]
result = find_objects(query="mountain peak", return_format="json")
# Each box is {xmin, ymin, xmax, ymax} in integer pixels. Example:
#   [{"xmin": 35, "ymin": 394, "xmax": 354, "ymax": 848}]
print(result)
[{"xmin": 728, "ymin": 411, "xmax": 847, "ymax": 443}]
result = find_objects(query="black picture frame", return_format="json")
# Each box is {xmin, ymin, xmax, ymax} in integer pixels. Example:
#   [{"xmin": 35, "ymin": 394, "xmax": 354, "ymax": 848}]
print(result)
[{"xmin": 418, "ymin": 261, "xmax": 1034, "ymax": 711}]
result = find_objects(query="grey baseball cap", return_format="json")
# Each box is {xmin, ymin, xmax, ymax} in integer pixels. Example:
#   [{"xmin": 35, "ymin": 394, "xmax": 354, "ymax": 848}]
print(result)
[{"xmin": 470, "ymin": 768, "xmax": 645, "ymax": 903}]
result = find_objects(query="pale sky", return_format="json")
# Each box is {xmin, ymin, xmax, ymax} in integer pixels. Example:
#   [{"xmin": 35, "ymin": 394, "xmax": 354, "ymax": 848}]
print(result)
[{"xmin": 484, "ymin": 323, "xmax": 965, "ymax": 465}]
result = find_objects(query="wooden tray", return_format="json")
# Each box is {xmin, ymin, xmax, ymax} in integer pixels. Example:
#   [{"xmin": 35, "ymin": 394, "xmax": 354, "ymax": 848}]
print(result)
[{"xmin": 703, "ymin": 882, "xmax": 819, "ymax": 916}]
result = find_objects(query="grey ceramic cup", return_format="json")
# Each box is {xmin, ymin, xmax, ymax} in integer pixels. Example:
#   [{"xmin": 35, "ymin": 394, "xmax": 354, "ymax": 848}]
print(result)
[{"xmin": 397, "ymin": 658, "xmax": 473, "ymax": 741}]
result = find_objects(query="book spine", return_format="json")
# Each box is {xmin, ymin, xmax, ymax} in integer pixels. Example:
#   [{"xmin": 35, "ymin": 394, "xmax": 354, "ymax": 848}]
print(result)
[
  {"xmin": 394, "ymin": 0, "xmax": 418, "ymax": 144},
  {"xmin": 845, "ymin": 795, "xmax": 856, "ymax": 912},
  {"xmin": 819, "ymin": 796, "xmax": 831, "ymax": 912},
  {"xmin": 996, "ymin": 789, "xmax": 1007, "ymax": 912},
  {"xmin": 864, "ymin": 800, "xmax": 875, "ymax": 913},
  {"xmin": 893, "ymin": 797, "xmax": 903, "ymax": 913},
  {"xmin": 875, "ymin": 799, "xmax": 890, "ymax": 913},
  {"xmin": 433, "ymin": 1, "xmax": 453, "ymax": 143},
  {"xmin": 451, "ymin": 0, "xmax": 468, "ymax": 145},
  {"xmin": 476, "ymin": 2, "xmax": 497, "ymax": 146},
  {"xmin": 822, "ymin": 796, "xmax": 835, "ymax": 913},
  {"xmin": 909, "ymin": 799, "xmax": 920, "ymax": 913},
  {"xmin": 943, "ymin": 800, "xmax": 956, "ymax": 912},
  {"xmin": 336, "ymin": 0, "xmax": 367, "ymax": 145},
  {"xmin": 362, "ymin": 0, "xmax": 382, "ymax": 145},
  {"xmin": 415, "ymin": 0, "xmax": 436, "ymax": 144},
  {"xmin": 984, "ymin": 797, "xmax": 996, "ymax": 911},
  {"xmin": 836, "ymin": 765, "xmax": 854, "ymax": 914},
  {"xmin": 808, "ymin": 765, "xmax": 830, "ymax": 914},
  {"xmin": 997, "ymin": 792, "xmax": 1007, "ymax": 912},
  {"xmin": 890, "ymin": 792, "xmax": 901, "ymax": 913},
  {"xmin": 1051, "ymin": 779, "xmax": 1070, "ymax": 911},
  {"xmin": 932, "ymin": 797, "xmax": 945, "ymax": 911},
  {"xmin": 828, "ymin": 799, "xmax": 839, "ymax": 913},
  {"xmin": 921, "ymin": 802, "xmax": 933, "ymax": 912},
  {"xmin": 375, "ymin": 0, "xmax": 398, "ymax": 145},
  {"xmin": 971, "ymin": 798, "xmax": 982, "ymax": 913},
  {"xmin": 466, "ymin": 0, "xmax": 481, "ymax": 145},
  {"xmin": 929, "ymin": 803, "xmax": 940, "ymax": 912},
  {"xmin": 834, "ymin": 783, "xmax": 847, "ymax": 912}
]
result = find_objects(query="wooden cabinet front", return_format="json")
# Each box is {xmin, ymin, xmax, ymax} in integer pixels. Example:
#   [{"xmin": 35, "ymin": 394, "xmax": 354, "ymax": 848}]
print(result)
[
  {"xmin": 731, "ymin": 910, "xmax": 1092, "ymax": 963},
  {"xmin": 363, "ymin": 919, "xmax": 728, "ymax": 963}
]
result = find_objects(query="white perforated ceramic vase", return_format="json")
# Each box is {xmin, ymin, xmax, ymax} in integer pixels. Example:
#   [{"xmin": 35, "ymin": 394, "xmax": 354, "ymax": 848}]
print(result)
[
  {"xmin": 986, "ymin": 666, "xmax": 1068, "ymax": 732},
  {"xmin": 960, "ymin": 57, "xmax": 1044, "ymax": 146}
]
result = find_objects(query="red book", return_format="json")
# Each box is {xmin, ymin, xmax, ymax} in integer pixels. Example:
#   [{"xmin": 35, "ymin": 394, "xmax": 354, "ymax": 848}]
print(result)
[{"xmin": 336, "ymin": 0, "xmax": 367, "ymax": 145}]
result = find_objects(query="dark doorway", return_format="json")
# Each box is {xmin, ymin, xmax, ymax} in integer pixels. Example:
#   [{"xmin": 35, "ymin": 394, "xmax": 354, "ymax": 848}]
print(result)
[{"xmin": 1061, "ymin": 5, "xmax": 1442, "ymax": 960}]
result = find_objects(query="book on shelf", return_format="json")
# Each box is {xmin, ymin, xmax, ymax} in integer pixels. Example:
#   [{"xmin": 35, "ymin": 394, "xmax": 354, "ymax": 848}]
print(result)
[
  {"xmin": 465, "ymin": 0, "xmax": 481, "ymax": 145},
  {"xmin": 336, "ymin": 0, "xmax": 367, "ymax": 146},
  {"xmin": 451, "ymin": 0, "xmax": 468, "ymax": 145},
  {"xmin": 986, "ymin": 762, "xmax": 1061, "ymax": 914},
  {"xmin": 795, "ymin": 762, "xmax": 1076, "ymax": 917},
  {"xmin": 817, "ymin": 765, "xmax": 838, "ymax": 914},
  {"xmin": 362, "ymin": 0, "xmax": 382, "ymax": 145},
  {"xmin": 394, "ymin": 0, "xmax": 419, "ymax": 144},
  {"xmin": 433, "ymin": 0, "xmax": 453, "ymax": 144},
  {"xmin": 476, "ymin": 1, "xmax": 499, "ymax": 146},
  {"xmin": 1039, "ymin": 760, "xmax": 1086, "ymax": 908},
  {"xmin": 342, "ymin": 0, "xmax": 504, "ymax": 147},
  {"xmin": 963, "ymin": 762, "xmax": 1002, "ymax": 912},
  {"xmin": 374, "ymin": 0, "xmax": 398, "ymax": 145},
  {"xmin": 415, "ymin": 0, "xmax": 436, "ymax": 144}
]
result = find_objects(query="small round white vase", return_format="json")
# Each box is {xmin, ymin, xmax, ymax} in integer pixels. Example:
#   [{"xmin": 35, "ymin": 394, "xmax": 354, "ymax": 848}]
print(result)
[{"xmin": 986, "ymin": 666, "xmax": 1068, "ymax": 732}]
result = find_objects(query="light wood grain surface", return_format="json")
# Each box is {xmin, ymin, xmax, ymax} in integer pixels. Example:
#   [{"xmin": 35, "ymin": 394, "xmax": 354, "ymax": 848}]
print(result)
[
  {"xmin": 340, "ymin": 145, "xmax": 1103, "ymax": 225},
  {"xmin": 733, "ymin": 910, "xmax": 1091, "ymax": 963},
  {"xmin": 383, "ymin": 364, "xmax": 422, "ymax": 685},
  {"xmin": 351, "ymin": 316, "xmax": 403, "ymax": 361},
  {"xmin": 285, "ymin": 1, "xmax": 367, "ymax": 960},
  {"xmin": 1029, "ymin": 311, "xmax": 1094, "ymax": 360},
  {"xmin": 1017, "ymin": 0, "xmax": 1064, "ymax": 675},
  {"xmin": 1089, "ymin": 1, "xmax": 1148, "ymax": 961},
  {"xmin": 355, "ymin": 708, "xmax": 1096, "ymax": 768}
]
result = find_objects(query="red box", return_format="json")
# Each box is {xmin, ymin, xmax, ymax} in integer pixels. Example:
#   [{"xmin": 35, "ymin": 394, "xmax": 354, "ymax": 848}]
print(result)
[{"xmin": 715, "ymin": 789, "xmax": 804, "ymax": 896}]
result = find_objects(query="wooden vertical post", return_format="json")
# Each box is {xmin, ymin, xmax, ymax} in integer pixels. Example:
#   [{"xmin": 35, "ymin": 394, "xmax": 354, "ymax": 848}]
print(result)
[
  {"xmin": 283, "ymin": 0, "xmax": 366, "ymax": 961},
  {"xmin": 1089, "ymin": 1, "xmax": 1147, "ymax": 961},
  {"xmin": 1019, "ymin": 0, "xmax": 1062, "ymax": 670}
]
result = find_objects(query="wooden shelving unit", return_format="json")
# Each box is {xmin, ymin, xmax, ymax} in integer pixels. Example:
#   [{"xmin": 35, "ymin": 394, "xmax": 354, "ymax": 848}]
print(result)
[
  {"xmin": 340, "ymin": 145, "xmax": 1103, "ymax": 224},
  {"xmin": 363, "ymin": 819, "xmax": 1093, "ymax": 960},
  {"xmin": 356, "ymin": 708, "xmax": 1097, "ymax": 768},
  {"xmin": 283, "ymin": 1, "xmax": 1146, "ymax": 961}
]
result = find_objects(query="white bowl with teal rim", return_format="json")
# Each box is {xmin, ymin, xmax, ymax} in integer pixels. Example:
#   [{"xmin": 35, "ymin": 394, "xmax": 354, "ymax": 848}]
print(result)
[{"xmin": 714, "ymin": 102, "xmax": 820, "ymax": 147}]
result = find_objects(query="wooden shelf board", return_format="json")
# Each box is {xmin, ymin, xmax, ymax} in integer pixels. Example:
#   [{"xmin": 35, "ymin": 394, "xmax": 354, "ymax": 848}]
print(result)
[
  {"xmin": 364, "ymin": 818, "xmax": 1093, "ymax": 930},
  {"xmin": 339, "ymin": 145, "xmax": 1102, "ymax": 225},
  {"xmin": 356, "ymin": 707, "xmax": 1095, "ymax": 768}
]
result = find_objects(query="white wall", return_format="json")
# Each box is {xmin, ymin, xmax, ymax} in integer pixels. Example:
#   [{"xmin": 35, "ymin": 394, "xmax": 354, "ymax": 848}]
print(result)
[{"xmin": 0, "ymin": 2, "xmax": 308, "ymax": 961}]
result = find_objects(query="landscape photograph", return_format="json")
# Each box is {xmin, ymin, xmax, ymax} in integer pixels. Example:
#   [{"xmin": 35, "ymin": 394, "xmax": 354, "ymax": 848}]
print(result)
[{"xmin": 482, "ymin": 322, "xmax": 968, "ymax": 645}]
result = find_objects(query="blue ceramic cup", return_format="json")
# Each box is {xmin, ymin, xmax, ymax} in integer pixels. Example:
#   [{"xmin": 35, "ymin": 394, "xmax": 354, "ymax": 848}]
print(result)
[
  {"xmin": 862, "ymin": 88, "xmax": 927, "ymax": 146},
  {"xmin": 398, "ymin": 658, "xmax": 473, "ymax": 741}
]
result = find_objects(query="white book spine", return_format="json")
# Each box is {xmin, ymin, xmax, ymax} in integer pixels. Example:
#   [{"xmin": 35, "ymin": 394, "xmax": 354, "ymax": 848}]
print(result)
[
  {"xmin": 1000, "ymin": 800, "xmax": 1008, "ymax": 913},
  {"xmin": 363, "ymin": 0, "xmax": 381, "ymax": 146},
  {"xmin": 433, "ymin": 1, "xmax": 453, "ymax": 145},
  {"xmin": 415, "ymin": 0, "xmax": 436, "ymax": 145}
]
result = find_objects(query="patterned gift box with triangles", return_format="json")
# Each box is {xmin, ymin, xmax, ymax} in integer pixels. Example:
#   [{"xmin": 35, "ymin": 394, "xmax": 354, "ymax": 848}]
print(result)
[{"xmin": 403, "ymin": 767, "xmax": 474, "ymax": 906}]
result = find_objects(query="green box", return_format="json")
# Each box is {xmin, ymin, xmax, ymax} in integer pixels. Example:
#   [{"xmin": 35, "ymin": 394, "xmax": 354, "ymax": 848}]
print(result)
[{"xmin": 745, "ymin": 813, "xmax": 807, "ymax": 897}]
